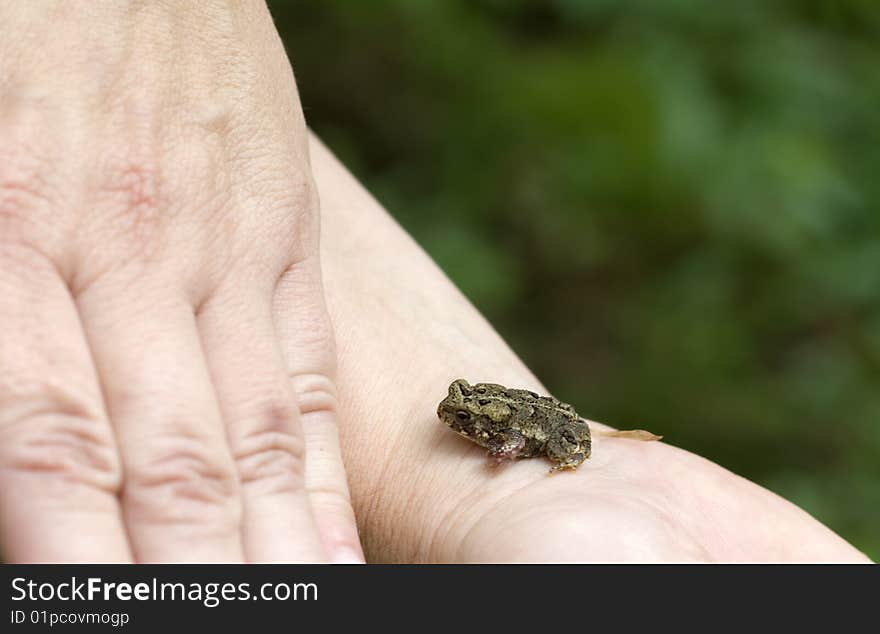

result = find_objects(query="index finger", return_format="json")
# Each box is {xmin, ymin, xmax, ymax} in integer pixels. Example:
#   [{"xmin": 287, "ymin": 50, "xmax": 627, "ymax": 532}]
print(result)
[{"xmin": 0, "ymin": 248, "xmax": 132, "ymax": 562}]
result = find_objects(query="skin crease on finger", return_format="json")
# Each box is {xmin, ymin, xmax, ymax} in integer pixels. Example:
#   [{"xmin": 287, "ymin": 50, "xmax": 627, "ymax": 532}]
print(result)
[
  {"xmin": 0, "ymin": 2, "xmax": 361, "ymax": 563},
  {"xmin": 305, "ymin": 134, "xmax": 871, "ymax": 563}
]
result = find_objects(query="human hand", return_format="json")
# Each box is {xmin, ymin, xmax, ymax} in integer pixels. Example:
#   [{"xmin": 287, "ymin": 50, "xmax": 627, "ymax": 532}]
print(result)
[
  {"xmin": 307, "ymin": 136, "xmax": 869, "ymax": 563},
  {"xmin": 0, "ymin": 1, "xmax": 361, "ymax": 563},
  {"xmin": 423, "ymin": 431, "xmax": 869, "ymax": 561}
]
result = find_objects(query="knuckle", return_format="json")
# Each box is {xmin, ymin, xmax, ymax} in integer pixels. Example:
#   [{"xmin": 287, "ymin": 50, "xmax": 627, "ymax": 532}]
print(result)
[
  {"xmin": 73, "ymin": 149, "xmax": 174, "ymax": 295},
  {"xmin": 124, "ymin": 438, "xmax": 241, "ymax": 528},
  {"xmin": 234, "ymin": 405, "xmax": 307, "ymax": 495},
  {"xmin": 286, "ymin": 171, "xmax": 320, "ymax": 248},
  {"xmin": 273, "ymin": 261, "xmax": 337, "ymax": 355},
  {"xmin": 281, "ymin": 169, "xmax": 318, "ymax": 217},
  {"xmin": 290, "ymin": 373, "xmax": 339, "ymax": 418},
  {"xmin": 0, "ymin": 137, "xmax": 58, "ymax": 250},
  {"xmin": 0, "ymin": 238, "xmax": 60, "ymax": 290},
  {"xmin": 93, "ymin": 151, "xmax": 167, "ymax": 253},
  {"xmin": 0, "ymin": 402, "xmax": 120, "ymax": 493},
  {"xmin": 256, "ymin": 169, "xmax": 319, "ymax": 261}
]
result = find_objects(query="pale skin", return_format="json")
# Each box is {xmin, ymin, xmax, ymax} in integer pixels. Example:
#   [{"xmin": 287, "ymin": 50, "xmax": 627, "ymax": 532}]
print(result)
[
  {"xmin": 0, "ymin": 1, "xmax": 360, "ymax": 563},
  {"xmin": 0, "ymin": 2, "xmax": 870, "ymax": 563}
]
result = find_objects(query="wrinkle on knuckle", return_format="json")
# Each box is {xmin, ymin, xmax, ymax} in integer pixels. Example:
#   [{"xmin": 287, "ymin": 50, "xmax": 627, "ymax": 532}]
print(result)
[
  {"xmin": 234, "ymin": 419, "xmax": 307, "ymax": 495},
  {"xmin": 0, "ymin": 403, "xmax": 120, "ymax": 494},
  {"xmin": 289, "ymin": 373, "xmax": 339, "ymax": 418},
  {"xmin": 124, "ymin": 439, "xmax": 240, "ymax": 526}
]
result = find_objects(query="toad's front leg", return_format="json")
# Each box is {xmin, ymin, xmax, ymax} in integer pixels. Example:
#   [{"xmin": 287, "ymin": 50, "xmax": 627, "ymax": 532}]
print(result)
[{"xmin": 486, "ymin": 430, "xmax": 527, "ymax": 466}]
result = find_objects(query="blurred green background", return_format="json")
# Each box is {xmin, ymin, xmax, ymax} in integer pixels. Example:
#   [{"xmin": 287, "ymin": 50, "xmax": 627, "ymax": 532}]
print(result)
[{"xmin": 269, "ymin": 0, "xmax": 879, "ymax": 558}]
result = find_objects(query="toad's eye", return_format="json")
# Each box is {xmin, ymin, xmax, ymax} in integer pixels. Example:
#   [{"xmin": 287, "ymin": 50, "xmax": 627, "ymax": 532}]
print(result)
[
  {"xmin": 475, "ymin": 387, "xmax": 487, "ymax": 394},
  {"xmin": 455, "ymin": 410, "xmax": 471, "ymax": 422}
]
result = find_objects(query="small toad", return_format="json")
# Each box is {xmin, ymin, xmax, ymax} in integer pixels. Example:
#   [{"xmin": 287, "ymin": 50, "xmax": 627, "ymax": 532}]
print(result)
[{"xmin": 437, "ymin": 378, "xmax": 660, "ymax": 473}]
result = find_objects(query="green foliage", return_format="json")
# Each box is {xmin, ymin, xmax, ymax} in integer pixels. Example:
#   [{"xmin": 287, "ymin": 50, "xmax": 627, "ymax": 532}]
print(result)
[{"xmin": 270, "ymin": 0, "xmax": 880, "ymax": 559}]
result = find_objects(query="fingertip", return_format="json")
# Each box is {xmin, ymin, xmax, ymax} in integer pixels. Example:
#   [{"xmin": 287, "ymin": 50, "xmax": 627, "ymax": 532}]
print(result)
[
  {"xmin": 331, "ymin": 545, "xmax": 366, "ymax": 565},
  {"xmin": 319, "ymin": 518, "xmax": 365, "ymax": 564}
]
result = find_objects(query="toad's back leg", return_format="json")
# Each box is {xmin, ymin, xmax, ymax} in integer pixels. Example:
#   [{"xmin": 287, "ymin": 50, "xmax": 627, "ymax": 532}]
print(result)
[{"xmin": 546, "ymin": 420, "xmax": 591, "ymax": 472}]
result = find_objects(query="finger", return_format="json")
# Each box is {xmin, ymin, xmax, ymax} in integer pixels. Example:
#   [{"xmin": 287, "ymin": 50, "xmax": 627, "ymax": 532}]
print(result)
[
  {"xmin": 197, "ymin": 280, "xmax": 324, "ymax": 562},
  {"xmin": 274, "ymin": 254, "xmax": 364, "ymax": 563},
  {"xmin": 77, "ymin": 279, "xmax": 243, "ymax": 562},
  {"xmin": 0, "ymin": 249, "xmax": 131, "ymax": 562}
]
